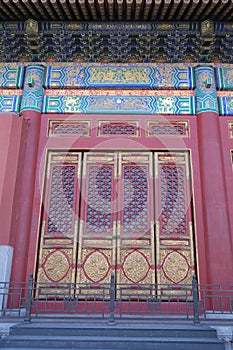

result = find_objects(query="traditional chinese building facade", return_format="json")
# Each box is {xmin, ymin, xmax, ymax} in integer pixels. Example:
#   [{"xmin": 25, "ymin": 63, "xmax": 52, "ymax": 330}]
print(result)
[{"xmin": 0, "ymin": 0, "xmax": 233, "ymax": 302}]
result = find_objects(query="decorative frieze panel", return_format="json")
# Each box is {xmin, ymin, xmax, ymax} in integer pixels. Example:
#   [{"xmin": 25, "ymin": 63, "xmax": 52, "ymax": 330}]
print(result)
[
  {"xmin": 0, "ymin": 65, "xmax": 24, "ymax": 88},
  {"xmin": 86, "ymin": 67, "xmax": 152, "ymax": 87},
  {"xmin": 45, "ymin": 64, "xmax": 194, "ymax": 89},
  {"xmin": 218, "ymin": 96, "xmax": 233, "ymax": 116},
  {"xmin": 216, "ymin": 68, "xmax": 233, "ymax": 90},
  {"xmin": 43, "ymin": 95, "xmax": 195, "ymax": 115},
  {"xmin": 43, "ymin": 96, "xmax": 82, "ymax": 113},
  {"xmin": 154, "ymin": 96, "xmax": 195, "ymax": 114},
  {"xmin": 85, "ymin": 96, "xmax": 153, "ymax": 114},
  {"xmin": 0, "ymin": 96, "xmax": 20, "ymax": 112}
]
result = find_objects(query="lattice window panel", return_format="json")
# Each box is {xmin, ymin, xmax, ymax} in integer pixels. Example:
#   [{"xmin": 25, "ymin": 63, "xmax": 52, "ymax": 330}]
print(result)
[
  {"xmin": 98, "ymin": 121, "xmax": 139, "ymax": 137},
  {"xmin": 147, "ymin": 121, "xmax": 189, "ymax": 137},
  {"xmin": 48, "ymin": 120, "xmax": 91, "ymax": 137},
  {"xmin": 228, "ymin": 122, "xmax": 233, "ymax": 138}
]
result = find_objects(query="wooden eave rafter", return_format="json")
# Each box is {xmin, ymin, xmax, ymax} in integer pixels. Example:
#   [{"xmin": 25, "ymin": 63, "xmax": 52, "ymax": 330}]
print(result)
[{"xmin": 0, "ymin": 0, "xmax": 232, "ymax": 22}]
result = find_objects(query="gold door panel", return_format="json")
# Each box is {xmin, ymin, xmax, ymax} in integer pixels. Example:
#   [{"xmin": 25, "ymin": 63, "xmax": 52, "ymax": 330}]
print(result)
[
  {"xmin": 37, "ymin": 152, "xmax": 81, "ymax": 287},
  {"xmin": 116, "ymin": 152, "xmax": 155, "ymax": 288},
  {"xmin": 76, "ymin": 152, "xmax": 117, "ymax": 286},
  {"xmin": 155, "ymin": 152, "xmax": 195, "ymax": 296}
]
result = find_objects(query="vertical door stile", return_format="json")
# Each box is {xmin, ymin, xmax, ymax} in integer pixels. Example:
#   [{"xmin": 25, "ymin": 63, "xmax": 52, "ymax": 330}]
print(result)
[
  {"xmin": 36, "ymin": 151, "xmax": 82, "ymax": 293},
  {"xmin": 185, "ymin": 153, "xmax": 195, "ymax": 274},
  {"xmin": 154, "ymin": 153, "xmax": 161, "ymax": 287},
  {"xmin": 115, "ymin": 151, "xmax": 121, "ymax": 288},
  {"xmin": 72, "ymin": 156, "xmax": 82, "ymax": 285},
  {"xmin": 76, "ymin": 152, "xmax": 87, "ymax": 288},
  {"xmin": 76, "ymin": 152, "xmax": 117, "ymax": 291},
  {"xmin": 155, "ymin": 151, "xmax": 195, "ymax": 297},
  {"xmin": 149, "ymin": 151, "xmax": 156, "ymax": 287},
  {"xmin": 117, "ymin": 151, "xmax": 155, "ymax": 294},
  {"xmin": 112, "ymin": 152, "xmax": 119, "ymax": 282}
]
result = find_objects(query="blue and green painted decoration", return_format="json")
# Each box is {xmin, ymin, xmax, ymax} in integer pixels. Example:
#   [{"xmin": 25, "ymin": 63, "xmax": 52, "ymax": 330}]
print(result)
[
  {"xmin": 219, "ymin": 97, "xmax": 233, "ymax": 115},
  {"xmin": 21, "ymin": 65, "xmax": 45, "ymax": 112},
  {"xmin": 216, "ymin": 67, "xmax": 233, "ymax": 90},
  {"xmin": 0, "ymin": 96, "xmax": 20, "ymax": 112},
  {"xmin": 45, "ymin": 64, "xmax": 195, "ymax": 90},
  {"xmin": 195, "ymin": 66, "xmax": 218, "ymax": 114},
  {"xmin": 0, "ymin": 63, "xmax": 232, "ymax": 115},
  {"xmin": 0, "ymin": 65, "xmax": 24, "ymax": 89},
  {"xmin": 43, "ymin": 95, "xmax": 195, "ymax": 114}
]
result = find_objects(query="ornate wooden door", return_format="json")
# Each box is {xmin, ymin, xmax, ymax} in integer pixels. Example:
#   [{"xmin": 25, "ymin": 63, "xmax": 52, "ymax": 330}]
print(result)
[
  {"xmin": 154, "ymin": 152, "xmax": 195, "ymax": 295},
  {"xmin": 76, "ymin": 151, "xmax": 155, "ymax": 286},
  {"xmin": 37, "ymin": 150, "xmax": 195, "ymax": 293},
  {"xmin": 37, "ymin": 152, "xmax": 82, "ymax": 285}
]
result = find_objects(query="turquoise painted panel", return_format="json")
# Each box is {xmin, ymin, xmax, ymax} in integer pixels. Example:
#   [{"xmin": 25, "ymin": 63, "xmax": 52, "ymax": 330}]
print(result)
[
  {"xmin": 0, "ymin": 65, "xmax": 24, "ymax": 88},
  {"xmin": 43, "ymin": 95, "xmax": 195, "ymax": 115},
  {"xmin": 216, "ymin": 68, "xmax": 233, "ymax": 90},
  {"xmin": 218, "ymin": 97, "xmax": 233, "ymax": 116},
  {"xmin": 45, "ymin": 65, "xmax": 85, "ymax": 88},
  {"xmin": 43, "ymin": 96, "xmax": 82, "ymax": 113},
  {"xmin": 85, "ymin": 96, "xmax": 153, "ymax": 113},
  {"xmin": 86, "ymin": 66, "xmax": 153, "ymax": 88},
  {"xmin": 153, "ymin": 67, "xmax": 194, "ymax": 90},
  {"xmin": 21, "ymin": 65, "xmax": 45, "ymax": 112},
  {"xmin": 0, "ymin": 96, "xmax": 21, "ymax": 112},
  {"xmin": 45, "ymin": 64, "xmax": 194, "ymax": 89},
  {"xmin": 153, "ymin": 96, "xmax": 195, "ymax": 114},
  {"xmin": 195, "ymin": 66, "xmax": 218, "ymax": 114}
]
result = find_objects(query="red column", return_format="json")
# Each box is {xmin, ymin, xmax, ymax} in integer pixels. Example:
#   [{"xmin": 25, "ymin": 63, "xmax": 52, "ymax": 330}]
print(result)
[
  {"xmin": 10, "ymin": 111, "xmax": 41, "ymax": 282},
  {"xmin": 197, "ymin": 111, "xmax": 233, "ymax": 284},
  {"xmin": 0, "ymin": 113, "xmax": 26, "ymax": 247},
  {"xmin": 11, "ymin": 65, "xmax": 45, "ymax": 282},
  {"xmin": 196, "ymin": 66, "xmax": 233, "ymax": 284}
]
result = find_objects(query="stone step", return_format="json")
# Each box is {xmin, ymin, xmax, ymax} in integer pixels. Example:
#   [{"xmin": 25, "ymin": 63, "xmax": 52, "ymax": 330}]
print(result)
[
  {"xmin": 1, "ymin": 334, "xmax": 224, "ymax": 350},
  {"xmin": 0, "ymin": 323, "xmax": 225, "ymax": 350},
  {"xmin": 0, "ymin": 347, "xmax": 126, "ymax": 350},
  {"xmin": 9, "ymin": 323, "xmax": 218, "ymax": 339}
]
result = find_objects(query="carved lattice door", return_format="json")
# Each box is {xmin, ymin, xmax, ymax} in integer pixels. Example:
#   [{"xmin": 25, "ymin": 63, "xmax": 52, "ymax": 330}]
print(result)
[
  {"xmin": 76, "ymin": 151, "xmax": 155, "ymax": 286},
  {"xmin": 154, "ymin": 152, "xmax": 195, "ymax": 294},
  {"xmin": 37, "ymin": 150, "xmax": 195, "ymax": 293}
]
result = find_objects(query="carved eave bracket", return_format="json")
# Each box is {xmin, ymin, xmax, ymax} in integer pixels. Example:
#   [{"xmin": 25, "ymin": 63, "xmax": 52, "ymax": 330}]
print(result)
[
  {"xmin": 199, "ymin": 20, "xmax": 216, "ymax": 62},
  {"xmin": 24, "ymin": 19, "xmax": 40, "ymax": 62}
]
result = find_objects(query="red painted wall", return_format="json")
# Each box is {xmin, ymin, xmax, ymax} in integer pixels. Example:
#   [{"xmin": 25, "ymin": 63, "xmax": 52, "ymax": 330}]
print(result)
[
  {"xmin": 198, "ymin": 112, "xmax": 233, "ymax": 284},
  {"xmin": 8, "ymin": 112, "xmax": 232, "ymax": 286},
  {"xmin": 0, "ymin": 113, "xmax": 27, "ymax": 247},
  {"xmin": 10, "ymin": 111, "xmax": 41, "ymax": 283},
  {"xmin": 25, "ymin": 113, "xmax": 206, "ymax": 285}
]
